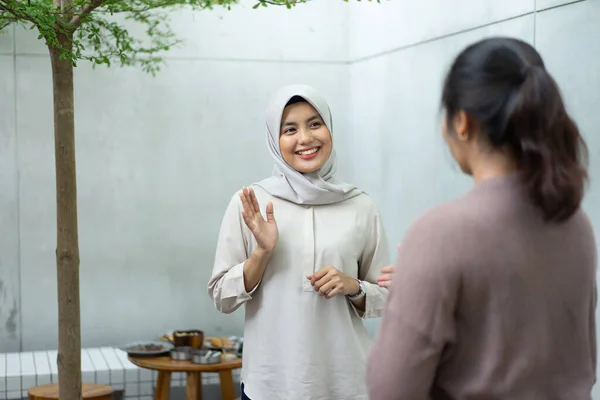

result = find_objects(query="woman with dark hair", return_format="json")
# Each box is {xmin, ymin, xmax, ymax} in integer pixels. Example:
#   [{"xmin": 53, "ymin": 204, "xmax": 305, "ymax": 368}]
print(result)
[
  {"xmin": 367, "ymin": 37, "xmax": 596, "ymax": 399},
  {"xmin": 209, "ymin": 85, "xmax": 389, "ymax": 399}
]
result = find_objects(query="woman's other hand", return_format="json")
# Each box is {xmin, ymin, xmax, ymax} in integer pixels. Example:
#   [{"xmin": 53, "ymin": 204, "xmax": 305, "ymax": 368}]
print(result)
[
  {"xmin": 308, "ymin": 266, "xmax": 360, "ymax": 299},
  {"xmin": 240, "ymin": 187, "xmax": 278, "ymax": 253},
  {"xmin": 377, "ymin": 266, "xmax": 395, "ymax": 288}
]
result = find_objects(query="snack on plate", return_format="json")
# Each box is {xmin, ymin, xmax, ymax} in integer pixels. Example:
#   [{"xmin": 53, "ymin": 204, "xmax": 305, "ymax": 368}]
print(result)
[
  {"xmin": 160, "ymin": 333, "xmax": 174, "ymax": 343},
  {"xmin": 212, "ymin": 337, "xmax": 234, "ymax": 348}
]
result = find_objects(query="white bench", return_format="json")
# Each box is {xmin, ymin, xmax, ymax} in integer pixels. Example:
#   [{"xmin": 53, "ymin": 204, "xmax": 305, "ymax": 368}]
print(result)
[{"xmin": 0, "ymin": 347, "xmax": 241, "ymax": 400}]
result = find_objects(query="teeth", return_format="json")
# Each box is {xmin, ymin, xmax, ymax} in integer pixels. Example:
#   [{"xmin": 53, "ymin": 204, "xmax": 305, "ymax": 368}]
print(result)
[{"xmin": 298, "ymin": 148, "xmax": 318, "ymax": 155}]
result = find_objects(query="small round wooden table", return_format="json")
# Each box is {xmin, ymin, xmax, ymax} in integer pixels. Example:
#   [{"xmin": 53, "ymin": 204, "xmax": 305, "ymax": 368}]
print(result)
[
  {"xmin": 28, "ymin": 383, "xmax": 113, "ymax": 400},
  {"xmin": 128, "ymin": 356, "xmax": 242, "ymax": 400}
]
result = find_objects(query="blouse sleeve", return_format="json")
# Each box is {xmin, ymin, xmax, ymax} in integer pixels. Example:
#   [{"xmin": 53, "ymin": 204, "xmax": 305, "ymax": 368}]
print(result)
[
  {"xmin": 366, "ymin": 215, "xmax": 460, "ymax": 400},
  {"xmin": 350, "ymin": 209, "xmax": 391, "ymax": 319},
  {"xmin": 207, "ymin": 193, "xmax": 259, "ymax": 314}
]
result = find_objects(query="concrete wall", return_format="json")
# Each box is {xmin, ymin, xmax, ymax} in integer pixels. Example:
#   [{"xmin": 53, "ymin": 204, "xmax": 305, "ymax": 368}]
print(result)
[
  {"xmin": 536, "ymin": 5, "xmax": 600, "ymax": 394},
  {"xmin": 0, "ymin": 33, "xmax": 19, "ymax": 352},
  {"xmin": 1, "ymin": 2, "xmax": 599, "ymax": 392},
  {"xmin": 348, "ymin": 0, "xmax": 600, "ymax": 343},
  {"xmin": 0, "ymin": 0, "xmax": 352, "ymax": 351},
  {"xmin": 348, "ymin": 0, "xmax": 600, "ymax": 235}
]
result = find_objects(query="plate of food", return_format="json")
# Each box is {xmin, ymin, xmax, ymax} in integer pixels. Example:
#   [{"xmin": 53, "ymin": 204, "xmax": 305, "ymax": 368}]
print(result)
[{"xmin": 119, "ymin": 341, "xmax": 174, "ymax": 357}]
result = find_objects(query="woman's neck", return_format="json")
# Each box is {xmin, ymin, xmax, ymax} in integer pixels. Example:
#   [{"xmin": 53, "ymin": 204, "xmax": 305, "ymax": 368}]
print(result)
[{"xmin": 471, "ymin": 152, "xmax": 518, "ymax": 184}]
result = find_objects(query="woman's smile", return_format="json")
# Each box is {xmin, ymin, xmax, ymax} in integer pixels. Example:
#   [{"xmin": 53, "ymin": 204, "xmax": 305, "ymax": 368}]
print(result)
[{"xmin": 295, "ymin": 146, "xmax": 321, "ymax": 160}]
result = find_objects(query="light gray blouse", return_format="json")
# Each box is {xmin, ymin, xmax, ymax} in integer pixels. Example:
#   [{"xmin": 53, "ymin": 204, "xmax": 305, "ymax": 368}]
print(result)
[{"xmin": 209, "ymin": 185, "xmax": 389, "ymax": 399}]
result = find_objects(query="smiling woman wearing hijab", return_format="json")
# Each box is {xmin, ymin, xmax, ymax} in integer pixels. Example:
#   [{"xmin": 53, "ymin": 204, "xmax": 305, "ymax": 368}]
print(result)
[{"xmin": 208, "ymin": 84, "xmax": 390, "ymax": 399}]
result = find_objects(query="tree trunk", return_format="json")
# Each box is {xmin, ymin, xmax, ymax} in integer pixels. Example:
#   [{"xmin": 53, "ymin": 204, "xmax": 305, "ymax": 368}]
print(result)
[{"xmin": 49, "ymin": 32, "xmax": 82, "ymax": 400}]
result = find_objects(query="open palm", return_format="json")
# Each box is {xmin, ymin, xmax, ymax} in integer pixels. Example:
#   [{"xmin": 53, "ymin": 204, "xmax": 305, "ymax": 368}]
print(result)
[{"xmin": 240, "ymin": 187, "xmax": 278, "ymax": 253}]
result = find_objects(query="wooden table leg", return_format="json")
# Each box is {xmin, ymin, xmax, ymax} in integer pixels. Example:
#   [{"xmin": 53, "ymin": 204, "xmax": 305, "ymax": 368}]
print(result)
[
  {"xmin": 218, "ymin": 370, "xmax": 236, "ymax": 400},
  {"xmin": 186, "ymin": 372, "xmax": 202, "ymax": 400},
  {"xmin": 155, "ymin": 371, "xmax": 172, "ymax": 400}
]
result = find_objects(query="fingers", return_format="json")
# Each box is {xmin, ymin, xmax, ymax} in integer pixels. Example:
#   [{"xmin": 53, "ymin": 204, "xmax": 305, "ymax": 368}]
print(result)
[
  {"xmin": 378, "ymin": 280, "xmax": 392, "ymax": 288},
  {"xmin": 241, "ymin": 187, "xmax": 274, "ymax": 225},
  {"xmin": 249, "ymin": 188, "xmax": 261, "ymax": 213},
  {"xmin": 240, "ymin": 188, "xmax": 254, "ymax": 215},
  {"xmin": 315, "ymin": 276, "xmax": 343, "ymax": 299},
  {"xmin": 317, "ymin": 280, "xmax": 336, "ymax": 296},
  {"xmin": 310, "ymin": 266, "xmax": 332, "ymax": 285},
  {"xmin": 377, "ymin": 274, "xmax": 392, "ymax": 283},
  {"xmin": 324, "ymin": 287, "xmax": 341, "ymax": 299},
  {"xmin": 239, "ymin": 189, "xmax": 255, "ymax": 224},
  {"xmin": 377, "ymin": 273, "xmax": 393, "ymax": 282},
  {"xmin": 265, "ymin": 202, "xmax": 275, "ymax": 223},
  {"xmin": 377, "ymin": 273, "xmax": 393, "ymax": 288},
  {"xmin": 314, "ymin": 269, "xmax": 340, "ymax": 294},
  {"xmin": 314, "ymin": 274, "xmax": 332, "ymax": 292},
  {"xmin": 309, "ymin": 267, "xmax": 345, "ymax": 299},
  {"xmin": 381, "ymin": 266, "xmax": 395, "ymax": 274},
  {"xmin": 377, "ymin": 266, "xmax": 395, "ymax": 288}
]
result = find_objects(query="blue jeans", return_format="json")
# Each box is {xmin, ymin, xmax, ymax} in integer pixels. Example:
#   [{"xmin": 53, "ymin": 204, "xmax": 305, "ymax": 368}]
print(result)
[{"xmin": 241, "ymin": 382, "xmax": 251, "ymax": 400}]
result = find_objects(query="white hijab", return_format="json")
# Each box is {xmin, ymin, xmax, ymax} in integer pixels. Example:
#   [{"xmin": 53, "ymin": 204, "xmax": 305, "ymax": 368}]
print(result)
[{"xmin": 254, "ymin": 84, "xmax": 362, "ymax": 205}]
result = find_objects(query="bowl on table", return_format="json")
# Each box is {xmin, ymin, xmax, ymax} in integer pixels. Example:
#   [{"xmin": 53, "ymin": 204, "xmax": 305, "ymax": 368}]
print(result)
[
  {"xmin": 191, "ymin": 349, "xmax": 222, "ymax": 365},
  {"xmin": 170, "ymin": 346, "xmax": 193, "ymax": 361}
]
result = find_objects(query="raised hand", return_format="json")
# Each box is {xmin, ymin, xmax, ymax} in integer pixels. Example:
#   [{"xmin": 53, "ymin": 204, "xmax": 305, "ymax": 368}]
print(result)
[{"xmin": 240, "ymin": 187, "xmax": 278, "ymax": 253}]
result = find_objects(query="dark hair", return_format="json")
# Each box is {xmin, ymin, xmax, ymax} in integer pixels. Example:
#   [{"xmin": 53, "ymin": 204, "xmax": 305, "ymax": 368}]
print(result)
[
  {"xmin": 286, "ymin": 95, "xmax": 307, "ymax": 107},
  {"xmin": 442, "ymin": 37, "xmax": 588, "ymax": 222}
]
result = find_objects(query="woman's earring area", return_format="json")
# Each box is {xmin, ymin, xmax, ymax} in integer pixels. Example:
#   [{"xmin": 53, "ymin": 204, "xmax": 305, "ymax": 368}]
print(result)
[{"xmin": 458, "ymin": 131, "xmax": 469, "ymax": 142}]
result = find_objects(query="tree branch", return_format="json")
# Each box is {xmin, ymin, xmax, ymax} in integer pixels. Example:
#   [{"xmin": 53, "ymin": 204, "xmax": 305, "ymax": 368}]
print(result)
[
  {"xmin": 70, "ymin": 0, "xmax": 104, "ymax": 27},
  {"xmin": 0, "ymin": 16, "xmax": 15, "ymax": 31},
  {"xmin": 0, "ymin": 1, "xmax": 34, "ymax": 23}
]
